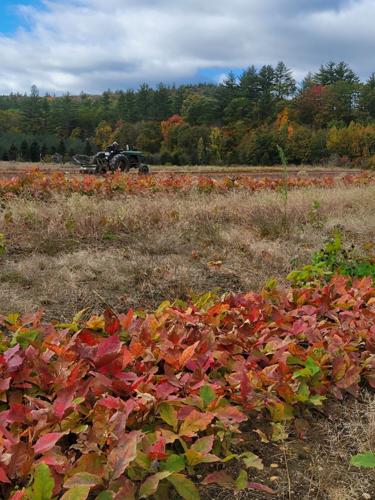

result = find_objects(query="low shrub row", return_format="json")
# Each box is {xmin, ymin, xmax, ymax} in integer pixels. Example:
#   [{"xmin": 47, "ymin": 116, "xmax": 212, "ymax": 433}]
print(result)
[{"xmin": 1, "ymin": 274, "xmax": 374, "ymax": 498}]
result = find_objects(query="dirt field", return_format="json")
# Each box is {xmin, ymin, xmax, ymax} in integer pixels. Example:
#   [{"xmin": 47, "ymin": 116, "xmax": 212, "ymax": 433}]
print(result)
[
  {"xmin": 0, "ymin": 176, "xmax": 374, "ymax": 498},
  {"xmin": 0, "ymin": 160, "xmax": 362, "ymax": 179}
]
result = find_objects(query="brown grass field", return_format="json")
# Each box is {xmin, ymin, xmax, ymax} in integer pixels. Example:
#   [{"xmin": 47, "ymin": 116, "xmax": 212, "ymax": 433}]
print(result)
[
  {"xmin": 0, "ymin": 160, "xmax": 363, "ymax": 178},
  {"xmin": 0, "ymin": 171, "xmax": 374, "ymax": 498}
]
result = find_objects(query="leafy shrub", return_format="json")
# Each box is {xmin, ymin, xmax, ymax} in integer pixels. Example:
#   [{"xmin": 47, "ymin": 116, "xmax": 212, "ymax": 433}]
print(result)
[
  {"xmin": 1, "ymin": 276, "xmax": 375, "ymax": 498},
  {"xmin": 288, "ymin": 232, "xmax": 375, "ymax": 286},
  {"xmin": 0, "ymin": 169, "xmax": 373, "ymax": 199}
]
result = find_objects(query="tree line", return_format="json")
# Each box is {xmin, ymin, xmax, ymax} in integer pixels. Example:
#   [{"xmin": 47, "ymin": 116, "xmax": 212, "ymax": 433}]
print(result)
[{"xmin": 2, "ymin": 61, "xmax": 375, "ymax": 166}]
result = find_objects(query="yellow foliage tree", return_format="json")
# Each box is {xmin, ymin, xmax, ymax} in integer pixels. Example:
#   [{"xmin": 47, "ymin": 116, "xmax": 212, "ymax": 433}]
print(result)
[{"xmin": 95, "ymin": 121, "xmax": 113, "ymax": 148}]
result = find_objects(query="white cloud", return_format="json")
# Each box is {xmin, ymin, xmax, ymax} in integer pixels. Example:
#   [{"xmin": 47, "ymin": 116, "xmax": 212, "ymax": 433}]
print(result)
[{"xmin": 0, "ymin": 0, "xmax": 374, "ymax": 93}]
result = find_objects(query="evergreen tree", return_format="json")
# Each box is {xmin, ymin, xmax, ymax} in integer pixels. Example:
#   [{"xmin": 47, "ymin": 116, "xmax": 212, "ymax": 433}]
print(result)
[
  {"xmin": 84, "ymin": 140, "xmax": 93, "ymax": 156},
  {"xmin": 8, "ymin": 143, "xmax": 18, "ymax": 161},
  {"xmin": 273, "ymin": 62, "xmax": 296, "ymax": 99},
  {"xmin": 137, "ymin": 84, "xmax": 153, "ymax": 120},
  {"xmin": 20, "ymin": 140, "xmax": 29, "ymax": 161},
  {"xmin": 239, "ymin": 65, "xmax": 260, "ymax": 101},
  {"xmin": 29, "ymin": 141, "xmax": 40, "ymax": 162},
  {"xmin": 57, "ymin": 139, "xmax": 66, "ymax": 157},
  {"xmin": 40, "ymin": 143, "xmax": 48, "ymax": 159},
  {"xmin": 314, "ymin": 61, "xmax": 360, "ymax": 85},
  {"xmin": 21, "ymin": 85, "xmax": 43, "ymax": 134}
]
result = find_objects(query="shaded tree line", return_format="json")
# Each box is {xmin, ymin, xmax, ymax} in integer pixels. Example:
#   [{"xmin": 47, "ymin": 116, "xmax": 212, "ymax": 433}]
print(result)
[{"xmin": 2, "ymin": 61, "xmax": 375, "ymax": 165}]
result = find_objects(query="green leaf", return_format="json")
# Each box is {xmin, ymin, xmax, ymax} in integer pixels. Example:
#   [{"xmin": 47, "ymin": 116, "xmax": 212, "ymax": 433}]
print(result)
[
  {"xmin": 6, "ymin": 312, "xmax": 20, "ymax": 325},
  {"xmin": 350, "ymin": 452, "xmax": 375, "ymax": 468},
  {"xmin": 155, "ymin": 301, "xmax": 171, "ymax": 315},
  {"xmin": 16, "ymin": 329, "xmax": 40, "ymax": 348},
  {"xmin": 167, "ymin": 473, "xmax": 200, "ymax": 500},
  {"xmin": 136, "ymin": 451, "xmax": 152, "ymax": 470},
  {"xmin": 305, "ymin": 357, "xmax": 321, "ymax": 376},
  {"xmin": 139, "ymin": 472, "xmax": 171, "ymax": 498},
  {"xmin": 26, "ymin": 463, "xmax": 55, "ymax": 500},
  {"xmin": 199, "ymin": 385, "xmax": 216, "ymax": 406},
  {"xmin": 61, "ymin": 486, "xmax": 90, "ymax": 500},
  {"xmin": 95, "ymin": 492, "xmax": 115, "ymax": 500},
  {"xmin": 235, "ymin": 469, "xmax": 248, "ymax": 490},
  {"xmin": 240, "ymin": 451, "xmax": 264, "ymax": 470},
  {"xmin": 293, "ymin": 357, "xmax": 320, "ymax": 379},
  {"xmin": 309, "ymin": 394, "xmax": 326, "ymax": 406},
  {"xmin": 159, "ymin": 403, "xmax": 178, "ymax": 431},
  {"xmin": 162, "ymin": 454, "xmax": 186, "ymax": 473},
  {"xmin": 296, "ymin": 382, "xmax": 310, "ymax": 402}
]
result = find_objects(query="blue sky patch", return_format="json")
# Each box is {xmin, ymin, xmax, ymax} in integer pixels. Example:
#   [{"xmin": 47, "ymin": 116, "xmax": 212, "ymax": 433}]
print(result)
[{"xmin": 0, "ymin": 0, "xmax": 44, "ymax": 34}]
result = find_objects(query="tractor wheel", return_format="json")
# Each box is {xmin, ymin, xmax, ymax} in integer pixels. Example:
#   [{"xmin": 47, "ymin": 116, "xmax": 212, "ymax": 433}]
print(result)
[
  {"xmin": 138, "ymin": 164, "xmax": 149, "ymax": 175},
  {"xmin": 110, "ymin": 154, "xmax": 130, "ymax": 172}
]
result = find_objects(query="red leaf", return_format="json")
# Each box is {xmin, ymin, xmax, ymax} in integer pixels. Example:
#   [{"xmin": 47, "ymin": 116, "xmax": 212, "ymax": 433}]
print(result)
[
  {"xmin": 10, "ymin": 492, "xmax": 25, "ymax": 500},
  {"xmin": 53, "ymin": 386, "xmax": 76, "ymax": 419},
  {"xmin": 77, "ymin": 329, "xmax": 101, "ymax": 346},
  {"xmin": 179, "ymin": 341, "xmax": 200, "ymax": 368},
  {"xmin": 336, "ymin": 365, "xmax": 361, "ymax": 390},
  {"xmin": 0, "ymin": 466, "xmax": 11, "ymax": 484},
  {"xmin": 97, "ymin": 396, "xmax": 122, "ymax": 409},
  {"xmin": 248, "ymin": 482, "xmax": 275, "ymax": 494},
  {"xmin": 119, "ymin": 309, "xmax": 134, "ymax": 330},
  {"xmin": 0, "ymin": 377, "xmax": 11, "ymax": 392},
  {"xmin": 114, "ymin": 478, "xmax": 136, "ymax": 500},
  {"xmin": 108, "ymin": 431, "xmax": 143, "ymax": 480},
  {"xmin": 155, "ymin": 382, "xmax": 179, "ymax": 399},
  {"xmin": 95, "ymin": 335, "xmax": 121, "ymax": 366},
  {"xmin": 147, "ymin": 436, "xmax": 167, "ymax": 460},
  {"xmin": 214, "ymin": 406, "xmax": 247, "ymax": 425},
  {"xmin": 104, "ymin": 309, "xmax": 120, "ymax": 335},
  {"xmin": 4, "ymin": 345, "xmax": 23, "ymax": 371},
  {"xmin": 241, "ymin": 370, "xmax": 252, "ymax": 404},
  {"xmin": 34, "ymin": 432, "xmax": 64, "ymax": 454},
  {"xmin": 202, "ymin": 471, "xmax": 234, "ymax": 488}
]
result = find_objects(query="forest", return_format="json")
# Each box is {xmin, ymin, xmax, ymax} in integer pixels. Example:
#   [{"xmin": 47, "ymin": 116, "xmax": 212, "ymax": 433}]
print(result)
[{"xmin": 2, "ymin": 61, "xmax": 375, "ymax": 166}]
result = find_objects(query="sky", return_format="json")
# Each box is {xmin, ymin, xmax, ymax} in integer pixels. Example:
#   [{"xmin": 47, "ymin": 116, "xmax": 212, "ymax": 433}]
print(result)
[{"xmin": 0, "ymin": 0, "xmax": 374, "ymax": 94}]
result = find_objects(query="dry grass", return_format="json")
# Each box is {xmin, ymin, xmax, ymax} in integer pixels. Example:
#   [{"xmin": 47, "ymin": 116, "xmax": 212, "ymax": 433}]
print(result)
[
  {"xmin": 304, "ymin": 393, "xmax": 375, "ymax": 500},
  {"xmin": 201, "ymin": 393, "xmax": 375, "ymax": 500},
  {"xmin": 0, "ymin": 160, "xmax": 359, "ymax": 174},
  {"xmin": 0, "ymin": 183, "xmax": 374, "ymax": 320}
]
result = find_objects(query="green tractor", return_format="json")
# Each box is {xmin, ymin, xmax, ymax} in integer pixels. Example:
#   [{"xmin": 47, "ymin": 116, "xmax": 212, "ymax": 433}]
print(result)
[{"xmin": 73, "ymin": 144, "xmax": 150, "ymax": 175}]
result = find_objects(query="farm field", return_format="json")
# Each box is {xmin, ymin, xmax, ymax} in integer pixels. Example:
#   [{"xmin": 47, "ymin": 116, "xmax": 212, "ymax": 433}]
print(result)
[
  {"xmin": 0, "ymin": 170, "xmax": 375, "ymax": 499},
  {"xmin": 0, "ymin": 160, "xmax": 363, "ymax": 178}
]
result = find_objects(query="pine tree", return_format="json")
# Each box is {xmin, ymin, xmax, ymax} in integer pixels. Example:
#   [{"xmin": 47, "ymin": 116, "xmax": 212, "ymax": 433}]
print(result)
[
  {"xmin": 57, "ymin": 139, "xmax": 66, "ymax": 156},
  {"xmin": 20, "ymin": 140, "xmax": 29, "ymax": 161},
  {"xmin": 21, "ymin": 85, "xmax": 43, "ymax": 134},
  {"xmin": 274, "ymin": 62, "xmax": 296, "ymax": 99},
  {"xmin": 40, "ymin": 143, "xmax": 48, "ymax": 159},
  {"xmin": 84, "ymin": 140, "xmax": 93, "ymax": 156},
  {"xmin": 29, "ymin": 141, "xmax": 40, "ymax": 162},
  {"xmin": 314, "ymin": 61, "xmax": 360, "ymax": 85},
  {"xmin": 8, "ymin": 143, "xmax": 18, "ymax": 161}
]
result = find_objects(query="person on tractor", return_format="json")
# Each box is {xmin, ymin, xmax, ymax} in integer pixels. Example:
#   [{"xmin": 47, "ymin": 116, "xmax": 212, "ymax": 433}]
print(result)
[{"xmin": 106, "ymin": 142, "xmax": 120, "ymax": 156}]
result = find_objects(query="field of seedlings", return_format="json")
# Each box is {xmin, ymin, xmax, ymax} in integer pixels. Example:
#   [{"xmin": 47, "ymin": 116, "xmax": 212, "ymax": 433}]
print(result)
[{"xmin": 0, "ymin": 168, "xmax": 375, "ymax": 499}]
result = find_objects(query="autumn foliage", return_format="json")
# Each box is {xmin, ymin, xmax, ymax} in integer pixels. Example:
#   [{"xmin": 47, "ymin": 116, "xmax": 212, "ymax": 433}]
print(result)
[
  {"xmin": 1, "ymin": 276, "xmax": 375, "ymax": 498},
  {"xmin": 0, "ymin": 169, "xmax": 374, "ymax": 199}
]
